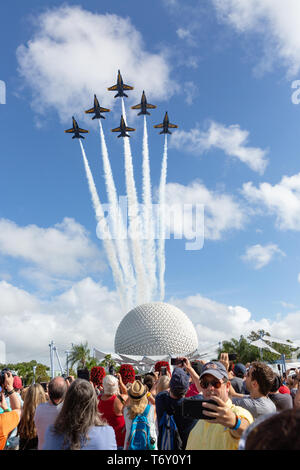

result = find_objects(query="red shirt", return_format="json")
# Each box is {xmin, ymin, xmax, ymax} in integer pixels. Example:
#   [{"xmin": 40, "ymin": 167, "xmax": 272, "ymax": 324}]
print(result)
[
  {"xmin": 98, "ymin": 395, "xmax": 125, "ymax": 447},
  {"xmin": 185, "ymin": 383, "xmax": 200, "ymax": 398}
]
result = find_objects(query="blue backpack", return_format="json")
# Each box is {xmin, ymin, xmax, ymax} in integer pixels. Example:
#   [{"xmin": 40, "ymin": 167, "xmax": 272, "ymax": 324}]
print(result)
[
  {"xmin": 159, "ymin": 411, "xmax": 183, "ymax": 450},
  {"xmin": 127, "ymin": 404, "xmax": 152, "ymax": 450}
]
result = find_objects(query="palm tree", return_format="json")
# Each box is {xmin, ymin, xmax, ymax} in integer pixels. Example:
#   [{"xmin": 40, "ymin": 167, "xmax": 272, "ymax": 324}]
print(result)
[{"xmin": 68, "ymin": 342, "xmax": 91, "ymax": 369}]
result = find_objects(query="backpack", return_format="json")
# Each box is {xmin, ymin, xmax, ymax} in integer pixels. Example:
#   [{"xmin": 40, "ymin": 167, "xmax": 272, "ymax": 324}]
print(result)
[
  {"xmin": 159, "ymin": 411, "xmax": 183, "ymax": 450},
  {"xmin": 127, "ymin": 404, "xmax": 153, "ymax": 450}
]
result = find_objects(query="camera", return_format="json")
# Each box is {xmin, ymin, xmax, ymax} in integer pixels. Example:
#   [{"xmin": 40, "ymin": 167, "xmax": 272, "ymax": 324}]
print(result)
[
  {"xmin": 77, "ymin": 368, "xmax": 90, "ymax": 381},
  {"xmin": 161, "ymin": 366, "xmax": 167, "ymax": 376},
  {"xmin": 0, "ymin": 368, "xmax": 11, "ymax": 387},
  {"xmin": 181, "ymin": 396, "xmax": 218, "ymax": 420},
  {"xmin": 228, "ymin": 353, "xmax": 237, "ymax": 362}
]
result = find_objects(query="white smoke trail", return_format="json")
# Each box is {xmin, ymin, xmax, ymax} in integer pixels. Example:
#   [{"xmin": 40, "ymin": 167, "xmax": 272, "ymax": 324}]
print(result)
[
  {"xmin": 121, "ymin": 98, "xmax": 149, "ymax": 305},
  {"xmin": 142, "ymin": 115, "xmax": 157, "ymax": 300},
  {"xmin": 158, "ymin": 135, "xmax": 168, "ymax": 301},
  {"xmin": 98, "ymin": 120, "xmax": 136, "ymax": 308},
  {"xmin": 78, "ymin": 140, "xmax": 127, "ymax": 311}
]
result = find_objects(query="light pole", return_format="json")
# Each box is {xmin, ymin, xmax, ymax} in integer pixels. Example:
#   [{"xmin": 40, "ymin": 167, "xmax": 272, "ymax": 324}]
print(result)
[{"xmin": 33, "ymin": 366, "xmax": 37, "ymax": 384}]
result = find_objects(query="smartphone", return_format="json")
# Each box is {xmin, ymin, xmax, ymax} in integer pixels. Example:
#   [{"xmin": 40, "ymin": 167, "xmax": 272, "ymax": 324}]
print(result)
[
  {"xmin": 228, "ymin": 353, "xmax": 237, "ymax": 362},
  {"xmin": 77, "ymin": 368, "xmax": 90, "ymax": 381},
  {"xmin": 181, "ymin": 397, "xmax": 218, "ymax": 420},
  {"xmin": 171, "ymin": 358, "xmax": 183, "ymax": 366},
  {"xmin": 40, "ymin": 382, "xmax": 48, "ymax": 392},
  {"xmin": 161, "ymin": 366, "xmax": 167, "ymax": 376}
]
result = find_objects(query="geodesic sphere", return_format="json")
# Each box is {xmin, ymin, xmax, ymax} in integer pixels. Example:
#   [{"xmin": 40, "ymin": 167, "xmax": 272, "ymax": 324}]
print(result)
[{"xmin": 114, "ymin": 302, "xmax": 198, "ymax": 356}]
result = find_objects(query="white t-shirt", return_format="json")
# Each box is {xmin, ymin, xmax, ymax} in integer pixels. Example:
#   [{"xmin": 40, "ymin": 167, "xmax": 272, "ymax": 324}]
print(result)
[{"xmin": 34, "ymin": 401, "xmax": 63, "ymax": 450}]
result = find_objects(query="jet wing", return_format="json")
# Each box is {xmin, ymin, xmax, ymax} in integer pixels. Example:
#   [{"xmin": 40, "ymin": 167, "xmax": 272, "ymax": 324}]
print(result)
[
  {"xmin": 146, "ymin": 104, "xmax": 156, "ymax": 109},
  {"xmin": 85, "ymin": 108, "xmax": 95, "ymax": 114},
  {"xmin": 64, "ymin": 128, "xmax": 75, "ymax": 133},
  {"xmin": 100, "ymin": 107, "xmax": 111, "ymax": 112},
  {"xmin": 107, "ymin": 85, "xmax": 118, "ymax": 91},
  {"xmin": 123, "ymin": 84, "xmax": 134, "ymax": 90},
  {"xmin": 125, "ymin": 127, "xmax": 135, "ymax": 132},
  {"xmin": 168, "ymin": 123, "xmax": 178, "ymax": 128},
  {"xmin": 154, "ymin": 123, "xmax": 164, "ymax": 128},
  {"xmin": 78, "ymin": 128, "xmax": 89, "ymax": 133},
  {"xmin": 131, "ymin": 104, "xmax": 142, "ymax": 110},
  {"xmin": 111, "ymin": 127, "xmax": 121, "ymax": 132}
]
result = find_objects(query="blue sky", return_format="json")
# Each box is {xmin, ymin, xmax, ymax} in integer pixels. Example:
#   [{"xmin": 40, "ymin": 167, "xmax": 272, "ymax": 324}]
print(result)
[{"xmin": 1, "ymin": 0, "xmax": 300, "ymax": 364}]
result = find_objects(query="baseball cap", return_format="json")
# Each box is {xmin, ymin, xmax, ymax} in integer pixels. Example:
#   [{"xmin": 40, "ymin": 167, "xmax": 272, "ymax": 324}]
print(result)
[
  {"xmin": 169, "ymin": 367, "xmax": 190, "ymax": 393},
  {"xmin": 200, "ymin": 361, "xmax": 228, "ymax": 381},
  {"xmin": 233, "ymin": 363, "xmax": 247, "ymax": 378}
]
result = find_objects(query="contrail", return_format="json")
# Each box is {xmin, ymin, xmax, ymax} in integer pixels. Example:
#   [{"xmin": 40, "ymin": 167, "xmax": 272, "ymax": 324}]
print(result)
[
  {"xmin": 121, "ymin": 98, "xmax": 149, "ymax": 305},
  {"xmin": 98, "ymin": 120, "xmax": 136, "ymax": 308},
  {"xmin": 158, "ymin": 135, "xmax": 168, "ymax": 301},
  {"xmin": 78, "ymin": 140, "xmax": 127, "ymax": 311},
  {"xmin": 142, "ymin": 116, "xmax": 157, "ymax": 300}
]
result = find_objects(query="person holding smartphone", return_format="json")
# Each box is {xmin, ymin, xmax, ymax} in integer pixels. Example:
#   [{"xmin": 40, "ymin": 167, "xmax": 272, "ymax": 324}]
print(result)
[
  {"xmin": 0, "ymin": 371, "xmax": 21, "ymax": 450},
  {"xmin": 185, "ymin": 361, "xmax": 253, "ymax": 450}
]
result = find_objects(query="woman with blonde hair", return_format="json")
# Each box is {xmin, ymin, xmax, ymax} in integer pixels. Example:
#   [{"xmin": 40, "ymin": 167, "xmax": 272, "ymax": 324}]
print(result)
[
  {"xmin": 18, "ymin": 383, "xmax": 47, "ymax": 450},
  {"xmin": 156, "ymin": 375, "xmax": 170, "ymax": 395},
  {"xmin": 124, "ymin": 380, "xmax": 157, "ymax": 450}
]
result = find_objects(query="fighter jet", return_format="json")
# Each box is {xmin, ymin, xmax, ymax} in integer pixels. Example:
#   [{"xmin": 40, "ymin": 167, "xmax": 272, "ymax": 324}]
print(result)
[
  {"xmin": 107, "ymin": 70, "xmax": 134, "ymax": 98},
  {"xmin": 154, "ymin": 112, "xmax": 178, "ymax": 134},
  {"xmin": 131, "ymin": 91, "xmax": 156, "ymax": 116},
  {"xmin": 64, "ymin": 117, "xmax": 89, "ymax": 139},
  {"xmin": 111, "ymin": 115, "xmax": 135, "ymax": 138},
  {"xmin": 85, "ymin": 95, "xmax": 110, "ymax": 119}
]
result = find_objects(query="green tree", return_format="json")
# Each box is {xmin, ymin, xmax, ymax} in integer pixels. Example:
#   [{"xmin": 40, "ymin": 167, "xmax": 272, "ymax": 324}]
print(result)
[
  {"xmin": 68, "ymin": 342, "xmax": 92, "ymax": 369},
  {"xmin": 0, "ymin": 361, "xmax": 50, "ymax": 386},
  {"xmin": 218, "ymin": 331, "xmax": 298, "ymax": 364}
]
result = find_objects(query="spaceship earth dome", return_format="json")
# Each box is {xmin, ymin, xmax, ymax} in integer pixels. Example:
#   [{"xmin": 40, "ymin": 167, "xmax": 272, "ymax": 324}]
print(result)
[{"xmin": 114, "ymin": 302, "xmax": 198, "ymax": 356}]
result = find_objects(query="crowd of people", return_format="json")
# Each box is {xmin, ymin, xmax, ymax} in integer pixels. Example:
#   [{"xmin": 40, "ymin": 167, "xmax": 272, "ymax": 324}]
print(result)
[{"xmin": 1, "ymin": 353, "xmax": 300, "ymax": 451}]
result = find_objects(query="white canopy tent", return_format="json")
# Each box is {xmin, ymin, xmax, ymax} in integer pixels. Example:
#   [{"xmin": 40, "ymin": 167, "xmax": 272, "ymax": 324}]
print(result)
[{"xmin": 250, "ymin": 339, "xmax": 281, "ymax": 355}]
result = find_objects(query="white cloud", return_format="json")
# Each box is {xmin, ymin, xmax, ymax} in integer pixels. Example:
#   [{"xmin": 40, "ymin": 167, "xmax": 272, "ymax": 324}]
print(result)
[
  {"xmin": 172, "ymin": 293, "xmax": 300, "ymax": 353},
  {"xmin": 16, "ymin": 6, "xmax": 173, "ymax": 122},
  {"xmin": 170, "ymin": 121, "xmax": 268, "ymax": 174},
  {"xmin": 241, "ymin": 243, "xmax": 285, "ymax": 269},
  {"xmin": 2, "ymin": 279, "xmax": 300, "ymax": 364},
  {"xmin": 176, "ymin": 28, "xmax": 192, "ymax": 40},
  {"xmin": 0, "ymin": 217, "xmax": 105, "ymax": 282},
  {"xmin": 0, "ymin": 278, "xmax": 122, "ymax": 364},
  {"xmin": 242, "ymin": 173, "xmax": 300, "ymax": 230},
  {"xmin": 212, "ymin": 0, "xmax": 300, "ymax": 77},
  {"xmin": 183, "ymin": 81, "xmax": 198, "ymax": 105},
  {"xmin": 164, "ymin": 180, "xmax": 247, "ymax": 240}
]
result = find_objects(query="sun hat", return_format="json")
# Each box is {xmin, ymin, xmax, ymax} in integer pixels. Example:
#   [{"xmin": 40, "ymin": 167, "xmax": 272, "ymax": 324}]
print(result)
[{"xmin": 128, "ymin": 380, "xmax": 147, "ymax": 400}]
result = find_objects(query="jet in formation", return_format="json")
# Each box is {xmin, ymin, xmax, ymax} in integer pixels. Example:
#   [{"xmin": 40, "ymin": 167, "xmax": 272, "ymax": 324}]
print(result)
[
  {"xmin": 111, "ymin": 115, "xmax": 135, "ymax": 138},
  {"xmin": 108, "ymin": 70, "xmax": 134, "ymax": 98},
  {"xmin": 154, "ymin": 112, "xmax": 178, "ymax": 134},
  {"xmin": 131, "ymin": 91, "xmax": 156, "ymax": 116},
  {"xmin": 85, "ymin": 95, "xmax": 110, "ymax": 119},
  {"xmin": 64, "ymin": 117, "xmax": 89, "ymax": 139}
]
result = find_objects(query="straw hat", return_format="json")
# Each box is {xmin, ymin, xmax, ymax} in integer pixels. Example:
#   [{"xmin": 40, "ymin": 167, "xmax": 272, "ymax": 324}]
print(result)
[{"xmin": 128, "ymin": 380, "xmax": 147, "ymax": 400}]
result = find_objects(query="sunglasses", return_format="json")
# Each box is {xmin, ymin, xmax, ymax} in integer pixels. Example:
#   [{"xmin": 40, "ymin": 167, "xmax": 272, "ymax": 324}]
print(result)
[{"xmin": 200, "ymin": 378, "xmax": 223, "ymax": 389}]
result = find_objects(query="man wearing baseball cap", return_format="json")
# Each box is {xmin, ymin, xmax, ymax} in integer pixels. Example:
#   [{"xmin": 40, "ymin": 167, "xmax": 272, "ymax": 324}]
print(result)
[{"xmin": 185, "ymin": 360, "xmax": 253, "ymax": 450}]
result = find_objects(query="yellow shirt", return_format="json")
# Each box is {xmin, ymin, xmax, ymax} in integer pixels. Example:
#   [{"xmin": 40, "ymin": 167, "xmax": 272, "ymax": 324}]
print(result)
[{"xmin": 186, "ymin": 399, "xmax": 253, "ymax": 450}]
